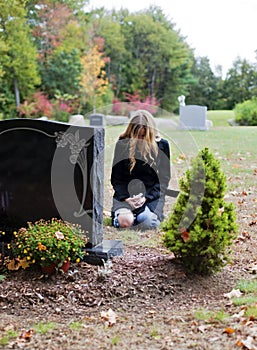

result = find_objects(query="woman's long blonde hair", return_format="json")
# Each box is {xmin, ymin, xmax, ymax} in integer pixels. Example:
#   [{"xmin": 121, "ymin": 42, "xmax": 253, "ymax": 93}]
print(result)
[{"xmin": 119, "ymin": 110, "xmax": 159, "ymax": 172}]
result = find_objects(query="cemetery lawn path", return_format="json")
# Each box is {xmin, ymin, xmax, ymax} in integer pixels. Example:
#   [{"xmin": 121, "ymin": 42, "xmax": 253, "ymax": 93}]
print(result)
[{"xmin": 1, "ymin": 192, "xmax": 257, "ymax": 349}]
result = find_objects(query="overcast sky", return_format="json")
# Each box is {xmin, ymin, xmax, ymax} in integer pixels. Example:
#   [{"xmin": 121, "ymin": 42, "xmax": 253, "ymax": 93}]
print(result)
[{"xmin": 88, "ymin": 0, "xmax": 257, "ymax": 76}]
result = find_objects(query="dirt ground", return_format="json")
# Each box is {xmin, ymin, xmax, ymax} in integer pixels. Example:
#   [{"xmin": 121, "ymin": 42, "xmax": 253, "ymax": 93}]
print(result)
[{"xmin": 0, "ymin": 186, "xmax": 257, "ymax": 349}]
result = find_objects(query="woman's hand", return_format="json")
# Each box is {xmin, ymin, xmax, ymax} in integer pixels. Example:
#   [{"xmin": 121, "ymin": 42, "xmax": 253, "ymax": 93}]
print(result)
[{"xmin": 125, "ymin": 193, "xmax": 146, "ymax": 209}]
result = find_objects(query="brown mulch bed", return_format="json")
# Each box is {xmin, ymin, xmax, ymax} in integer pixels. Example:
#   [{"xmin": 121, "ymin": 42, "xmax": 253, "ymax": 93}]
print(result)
[{"xmin": 0, "ymin": 191, "xmax": 257, "ymax": 349}]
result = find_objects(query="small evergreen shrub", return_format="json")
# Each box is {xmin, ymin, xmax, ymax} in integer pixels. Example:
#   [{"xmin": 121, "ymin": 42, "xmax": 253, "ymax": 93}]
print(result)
[
  {"xmin": 234, "ymin": 98, "xmax": 257, "ymax": 126},
  {"xmin": 162, "ymin": 148, "xmax": 238, "ymax": 275}
]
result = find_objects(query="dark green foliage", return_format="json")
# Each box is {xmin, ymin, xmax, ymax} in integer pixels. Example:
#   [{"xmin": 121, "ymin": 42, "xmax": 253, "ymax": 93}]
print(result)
[
  {"xmin": 186, "ymin": 56, "xmax": 219, "ymax": 110},
  {"xmin": 41, "ymin": 50, "xmax": 82, "ymax": 98},
  {"xmin": 162, "ymin": 148, "xmax": 237, "ymax": 275},
  {"xmin": 222, "ymin": 58, "xmax": 257, "ymax": 110},
  {"xmin": 0, "ymin": 82, "xmax": 17, "ymax": 119}
]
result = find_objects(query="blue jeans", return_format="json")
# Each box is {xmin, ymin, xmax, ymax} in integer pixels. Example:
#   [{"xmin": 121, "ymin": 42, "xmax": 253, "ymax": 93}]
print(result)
[
  {"xmin": 113, "ymin": 205, "xmax": 160, "ymax": 230},
  {"xmin": 136, "ymin": 206, "xmax": 160, "ymax": 230}
]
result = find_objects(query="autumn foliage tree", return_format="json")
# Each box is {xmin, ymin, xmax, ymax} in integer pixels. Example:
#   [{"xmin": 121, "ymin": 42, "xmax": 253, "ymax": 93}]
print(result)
[
  {"xmin": 32, "ymin": 1, "xmax": 86, "ymax": 97},
  {"xmin": 32, "ymin": 0, "xmax": 76, "ymax": 62},
  {"xmin": 162, "ymin": 148, "xmax": 238, "ymax": 275},
  {"xmin": 80, "ymin": 39, "xmax": 109, "ymax": 112}
]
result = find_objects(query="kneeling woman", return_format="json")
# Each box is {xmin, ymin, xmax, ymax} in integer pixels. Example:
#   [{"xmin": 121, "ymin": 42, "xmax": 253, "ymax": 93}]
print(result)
[{"xmin": 111, "ymin": 110, "xmax": 171, "ymax": 230}]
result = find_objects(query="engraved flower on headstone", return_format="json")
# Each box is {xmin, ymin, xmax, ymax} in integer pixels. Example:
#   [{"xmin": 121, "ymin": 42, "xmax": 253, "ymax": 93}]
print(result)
[
  {"xmin": 55, "ymin": 132, "xmax": 69, "ymax": 147},
  {"xmin": 55, "ymin": 129, "xmax": 91, "ymax": 217},
  {"xmin": 56, "ymin": 130, "xmax": 89, "ymax": 164}
]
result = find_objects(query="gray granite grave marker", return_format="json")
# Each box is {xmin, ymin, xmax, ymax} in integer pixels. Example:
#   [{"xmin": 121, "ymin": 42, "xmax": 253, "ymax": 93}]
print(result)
[{"xmin": 179, "ymin": 105, "xmax": 209, "ymax": 130}]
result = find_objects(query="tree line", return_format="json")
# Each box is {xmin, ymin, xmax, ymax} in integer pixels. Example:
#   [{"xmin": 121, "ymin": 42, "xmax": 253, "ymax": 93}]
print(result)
[{"xmin": 1, "ymin": 0, "xmax": 257, "ymax": 120}]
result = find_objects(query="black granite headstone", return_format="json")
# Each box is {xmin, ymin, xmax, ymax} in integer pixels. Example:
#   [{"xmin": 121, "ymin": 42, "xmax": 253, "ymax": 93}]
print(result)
[{"xmin": 0, "ymin": 119, "xmax": 104, "ymax": 247}]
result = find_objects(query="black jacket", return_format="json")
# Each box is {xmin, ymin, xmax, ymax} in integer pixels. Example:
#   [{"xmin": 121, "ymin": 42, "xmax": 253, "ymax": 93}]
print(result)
[{"xmin": 111, "ymin": 138, "xmax": 171, "ymax": 221}]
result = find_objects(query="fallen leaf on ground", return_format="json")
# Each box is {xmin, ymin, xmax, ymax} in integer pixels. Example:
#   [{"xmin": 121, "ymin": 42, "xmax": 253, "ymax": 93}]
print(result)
[
  {"xmin": 223, "ymin": 327, "xmax": 236, "ymax": 334},
  {"xmin": 224, "ymin": 289, "xmax": 243, "ymax": 299},
  {"xmin": 7, "ymin": 258, "xmax": 30, "ymax": 271},
  {"xmin": 241, "ymin": 336, "xmax": 257, "ymax": 350},
  {"xmin": 230, "ymin": 191, "xmax": 239, "ymax": 196},
  {"xmin": 101, "ymin": 308, "xmax": 117, "ymax": 327},
  {"xmin": 180, "ymin": 227, "xmax": 190, "ymax": 242},
  {"xmin": 19, "ymin": 329, "xmax": 34, "ymax": 341},
  {"xmin": 232, "ymin": 309, "xmax": 245, "ymax": 318},
  {"xmin": 198, "ymin": 324, "xmax": 212, "ymax": 333}
]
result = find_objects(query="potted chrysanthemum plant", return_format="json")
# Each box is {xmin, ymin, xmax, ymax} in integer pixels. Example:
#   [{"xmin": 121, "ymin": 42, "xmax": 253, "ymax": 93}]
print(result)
[{"xmin": 10, "ymin": 218, "xmax": 87, "ymax": 274}]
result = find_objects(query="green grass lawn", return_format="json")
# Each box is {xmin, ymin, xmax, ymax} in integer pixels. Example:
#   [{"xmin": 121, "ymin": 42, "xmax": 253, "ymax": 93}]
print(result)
[
  {"xmin": 207, "ymin": 110, "xmax": 235, "ymax": 127},
  {"xmin": 104, "ymin": 112, "xmax": 257, "ymax": 193}
]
